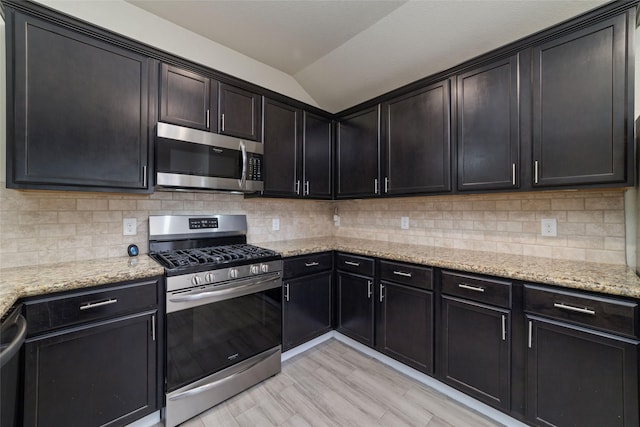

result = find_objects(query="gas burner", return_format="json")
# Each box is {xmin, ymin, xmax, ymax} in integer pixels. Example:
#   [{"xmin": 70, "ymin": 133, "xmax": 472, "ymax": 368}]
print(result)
[{"xmin": 151, "ymin": 243, "xmax": 280, "ymax": 271}]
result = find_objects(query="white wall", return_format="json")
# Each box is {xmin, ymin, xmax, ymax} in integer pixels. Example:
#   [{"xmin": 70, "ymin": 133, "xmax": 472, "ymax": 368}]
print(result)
[{"xmin": 33, "ymin": 0, "xmax": 319, "ymax": 108}]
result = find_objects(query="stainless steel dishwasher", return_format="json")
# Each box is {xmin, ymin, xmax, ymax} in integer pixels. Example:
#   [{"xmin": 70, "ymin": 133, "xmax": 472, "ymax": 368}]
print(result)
[{"xmin": 1, "ymin": 304, "xmax": 27, "ymax": 427}]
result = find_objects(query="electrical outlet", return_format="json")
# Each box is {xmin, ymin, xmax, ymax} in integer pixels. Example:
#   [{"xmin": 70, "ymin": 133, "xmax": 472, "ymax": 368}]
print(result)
[
  {"xmin": 540, "ymin": 218, "xmax": 557, "ymax": 237},
  {"xmin": 401, "ymin": 216, "xmax": 409, "ymax": 230},
  {"xmin": 272, "ymin": 218, "xmax": 280, "ymax": 231},
  {"xmin": 123, "ymin": 218, "xmax": 137, "ymax": 236},
  {"xmin": 333, "ymin": 214, "xmax": 340, "ymax": 227}
]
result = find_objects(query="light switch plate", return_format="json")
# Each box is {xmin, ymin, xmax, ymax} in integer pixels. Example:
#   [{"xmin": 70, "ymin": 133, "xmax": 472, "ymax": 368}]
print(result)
[{"xmin": 272, "ymin": 218, "xmax": 280, "ymax": 231}]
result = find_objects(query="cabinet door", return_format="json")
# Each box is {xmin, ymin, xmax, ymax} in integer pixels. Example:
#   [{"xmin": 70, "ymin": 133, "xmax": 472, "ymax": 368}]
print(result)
[
  {"xmin": 263, "ymin": 99, "xmax": 301, "ymax": 197},
  {"xmin": 336, "ymin": 272, "xmax": 374, "ymax": 346},
  {"xmin": 219, "ymin": 82, "xmax": 262, "ymax": 141},
  {"xmin": 283, "ymin": 271, "xmax": 333, "ymax": 351},
  {"xmin": 303, "ymin": 112, "xmax": 333, "ymax": 199},
  {"xmin": 336, "ymin": 106, "xmax": 380, "ymax": 198},
  {"xmin": 9, "ymin": 14, "xmax": 150, "ymax": 191},
  {"xmin": 441, "ymin": 296, "xmax": 510, "ymax": 410},
  {"xmin": 526, "ymin": 316, "xmax": 639, "ymax": 427},
  {"xmin": 159, "ymin": 63, "xmax": 216, "ymax": 131},
  {"xmin": 376, "ymin": 281, "xmax": 433, "ymax": 374},
  {"xmin": 383, "ymin": 80, "xmax": 451, "ymax": 195},
  {"xmin": 532, "ymin": 14, "xmax": 629, "ymax": 187},
  {"xmin": 23, "ymin": 312, "xmax": 158, "ymax": 427},
  {"xmin": 457, "ymin": 56, "xmax": 519, "ymax": 191}
]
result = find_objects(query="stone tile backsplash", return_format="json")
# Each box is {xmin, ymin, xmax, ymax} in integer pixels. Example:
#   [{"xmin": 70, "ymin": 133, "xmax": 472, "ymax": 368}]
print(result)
[{"xmin": 0, "ymin": 185, "xmax": 628, "ymax": 268}]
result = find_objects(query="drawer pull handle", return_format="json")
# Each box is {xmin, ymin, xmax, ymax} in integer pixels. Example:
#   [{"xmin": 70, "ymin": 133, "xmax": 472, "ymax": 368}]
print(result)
[
  {"xmin": 80, "ymin": 298, "xmax": 118, "ymax": 311},
  {"xmin": 345, "ymin": 261, "xmax": 361, "ymax": 267},
  {"xmin": 553, "ymin": 302, "xmax": 595, "ymax": 316},
  {"xmin": 393, "ymin": 271, "xmax": 412, "ymax": 278},
  {"xmin": 305, "ymin": 262, "xmax": 320, "ymax": 267},
  {"xmin": 458, "ymin": 283, "xmax": 485, "ymax": 293}
]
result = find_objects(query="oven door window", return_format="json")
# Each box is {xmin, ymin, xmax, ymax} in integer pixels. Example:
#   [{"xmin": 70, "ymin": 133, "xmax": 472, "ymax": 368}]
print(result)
[
  {"xmin": 166, "ymin": 287, "xmax": 281, "ymax": 392},
  {"xmin": 156, "ymin": 139, "xmax": 241, "ymax": 179}
]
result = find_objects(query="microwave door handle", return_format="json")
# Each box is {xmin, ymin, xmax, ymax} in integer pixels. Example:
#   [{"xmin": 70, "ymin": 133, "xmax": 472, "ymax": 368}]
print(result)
[{"xmin": 239, "ymin": 140, "xmax": 247, "ymax": 189}]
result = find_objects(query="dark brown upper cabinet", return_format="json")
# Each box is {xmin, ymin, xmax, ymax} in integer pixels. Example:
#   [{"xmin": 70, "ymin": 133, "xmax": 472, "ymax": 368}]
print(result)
[
  {"xmin": 159, "ymin": 63, "xmax": 217, "ymax": 132},
  {"xmin": 219, "ymin": 82, "xmax": 262, "ymax": 141},
  {"xmin": 7, "ymin": 12, "xmax": 153, "ymax": 192},
  {"xmin": 531, "ymin": 13, "xmax": 631, "ymax": 188},
  {"xmin": 336, "ymin": 106, "xmax": 381, "ymax": 198},
  {"xmin": 382, "ymin": 79, "xmax": 452, "ymax": 195},
  {"xmin": 262, "ymin": 99, "xmax": 333, "ymax": 199},
  {"xmin": 457, "ymin": 56, "xmax": 520, "ymax": 192}
]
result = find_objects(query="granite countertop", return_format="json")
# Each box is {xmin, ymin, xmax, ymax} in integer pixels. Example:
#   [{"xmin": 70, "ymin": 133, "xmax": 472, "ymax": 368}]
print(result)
[
  {"xmin": 0, "ymin": 256, "xmax": 164, "ymax": 318},
  {"xmin": 256, "ymin": 237, "xmax": 640, "ymax": 299}
]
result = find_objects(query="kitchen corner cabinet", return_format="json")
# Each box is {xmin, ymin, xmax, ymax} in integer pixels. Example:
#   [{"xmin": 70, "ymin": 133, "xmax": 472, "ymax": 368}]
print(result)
[
  {"xmin": 336, "ymin": 253, "xmax": 376, "ymax": 345},
  {"xmin": 531, "ymin": 13, "xmax": 632, "ymax": 187},
  {"xmin": 439, "ymin": 271, "xmax": 512, "ymax": 411},
  {"xmin": 219, "ymin": 82, "xmax": 262, "ymax": 141},
  {"xmin": 282, "ymin": 253, "xmax": 333, "ymax": 351},
  {"xmin": 456, "ymin": 55, "xmax": 519, "ymax": 192},
  {"xmin": 263, "ymin": 99, "xmax": 333, "ymax": 198},
  {"xmin": 376, "ymin": 260, "xmax": 434, "ymax": 374},
  {"xmin": 336, "ymin": 106, "xmax": 380, "ymax": 198},
  {"xmin": 6, "ymin": 11, "xmax": 153, "ymax": 192},
  {"xmin": 382, "ymin": 79, "xmax": 452, "ymax": 195},
  {"xmin": 524, "ymin": 285, "xmax": 639, "ymax": 427},
  {"xmin": 22, "ymin": 278, "xmax": 162, "ymax": 427}
]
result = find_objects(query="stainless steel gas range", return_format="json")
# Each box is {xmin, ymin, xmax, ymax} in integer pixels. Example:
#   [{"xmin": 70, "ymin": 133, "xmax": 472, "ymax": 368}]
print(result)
[{"xmin": 148, "ymin": 214, "xmax": 282, "ymax": 427}]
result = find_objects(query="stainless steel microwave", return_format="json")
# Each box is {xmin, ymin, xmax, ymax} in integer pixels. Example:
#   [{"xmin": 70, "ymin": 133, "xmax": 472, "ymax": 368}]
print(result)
[{"xmin": 155, "ymin": 122, "xmax": 263, "ymax": 193}]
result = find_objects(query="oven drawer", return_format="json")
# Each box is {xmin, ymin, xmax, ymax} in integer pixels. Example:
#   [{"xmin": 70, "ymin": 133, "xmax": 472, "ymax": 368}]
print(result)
[
  {"xmin": 336, "ymin": 253, "xmax": 375, "ymax": 276},
  {"xmin": 524, "ymin": 284, "xmax": 639, "ymax": 338},
  {"xmin": 283, "ymin": 252, "xmax": 333, "ymax": 279},
  {"xmin": 378, "ymin": 260, "xmax": 433, "ymax": 290},
  {"xmin": 24, "ymin": 279, "xmax": 160, "ymax": 336},
  {"xmin": 441, "ymin": 271, "xmax": 512, "ymax": 308}
]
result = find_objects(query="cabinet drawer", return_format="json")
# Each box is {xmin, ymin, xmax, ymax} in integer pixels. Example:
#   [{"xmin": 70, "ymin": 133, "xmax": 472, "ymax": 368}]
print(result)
[
  {"xmin": 336, "ymin": 253, "xmax": 375, "ymax": 276},
  {"xmin": 378, "ymin": 260, "xmax": 433, "ymax": 290},
  {"xmin": 283, "ymin": 252, "xmax": 333, "ymax": 279},
  {"xmin": 441, "ymin": 271, "xmax": 512, "ymax": 308},
  {"xmin": 24, "ymin": 279, "xmax": 159, "ymax": 336},
  {"xmin": 524, "ymin": 284, "xmax": 639, "ymax": 338}
]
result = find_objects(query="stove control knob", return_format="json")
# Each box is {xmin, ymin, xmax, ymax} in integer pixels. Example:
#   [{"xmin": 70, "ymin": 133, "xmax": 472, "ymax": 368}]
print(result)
[
  {"xmin": 250, "ymin": 265, "xmax": 260, "ymax": 275},
  {"xmin": 229, "ymin": 268, "xmax": 239, "ymax": 279},
  {"xmin": 205, "ymin": 273, "xmax": 215, "ymax": 282},
  {"xmin": 260, "ymin": 263, "xmax": 269, "ymax": 273},
  {"xmin": 191, "ymin": 275, "xmax": 202, "ymax": 286}
]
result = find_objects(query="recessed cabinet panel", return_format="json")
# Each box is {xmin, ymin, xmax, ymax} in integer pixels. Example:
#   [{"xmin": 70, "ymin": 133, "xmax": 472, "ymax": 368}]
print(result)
[
  {"xmin": 532, "ymin": 14, "xmax": 628, "ymax": 186},
  {"xmin": 384, "ymin": 80, "xmax": 451, "ymax": 194},
  {"xmin": 457, "ymin": 56, "xmax": 519, "ymax": 191},
  {"xmin": 303, "ymin": 112, "xmax": 333, "ymax": 198},
  {"xmin": 337, "ymin": 272, "xmax": 375, "ymax": 345},
  {"xmin": 160, "ymin": 64, "xmax": 213, "ymax": 131},
  {"xmin": 219, "ymin": 83, "xmax": 262, "ymax": 141},
  {"xmin": 263, "ymin": 99, "xmax": 301, "ymax": 197}
]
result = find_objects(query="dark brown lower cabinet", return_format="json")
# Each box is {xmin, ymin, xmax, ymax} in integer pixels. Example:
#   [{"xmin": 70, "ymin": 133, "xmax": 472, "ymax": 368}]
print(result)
[
  {"xmin": 336, "ymin": 271, "xmax": 375, "ymax": 346},
  {"xmin": 283, "ymin": 271, "xmax": 333, "ymax": 351},
  {"xmin": 376, "ymin": 281, "xmax": 433, "ymax": 374},
  {"xmin": 526, "ymin": 316, "xmax": 639, "ymax": 427},
  {"xmin": 440, "ymin": 296, "xmax": 510, "ymax": 410},
  {"xmin": 23, "ymin": 312, "xmax": 158, "ymax": 427}
]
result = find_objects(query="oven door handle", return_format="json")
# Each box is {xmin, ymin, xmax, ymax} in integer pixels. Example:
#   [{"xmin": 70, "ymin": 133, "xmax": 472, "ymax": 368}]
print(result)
[
  {"xmin": 168, "ymin": 273, "xmax": 281, "ymax": 304},
  {"xmin": 0, "ymin": 313, "xmax": 27, "ymax": 368}
]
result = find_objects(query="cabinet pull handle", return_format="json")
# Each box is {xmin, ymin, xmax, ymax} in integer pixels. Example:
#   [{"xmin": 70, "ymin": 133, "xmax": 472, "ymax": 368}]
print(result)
[
  {"xmin": 221, "ymin": 113, "xmax": 226, "ymax": 131},
  {"xmin": 501, "ymin": 315, "xmax": 506, "ymax": 341},
  {"xmin": 458, "ymin": 283, "xmax": 485, "ymax": 293},
  {"xmin": 374, "ymin": 178, "xmax": 379, "ymax": 194},
  {"xmin": 384, "ymin": 177, "xmax": 389, "ymax": 193},
  {"xmin": 305, "ymin": 181, "xmax": 310, "ymax": 196},
  {"xmin": 305, "ymin": 262, "xmax": 319, "ymax": 267},
  {"xmin": 295, "ymin": 180, "xmax": 301, "ymax": 195},
  {"xmin": 553, "ymin": 302, "xmax": 595, "ymax": 316},
  {"xmin": 379, "ymin": 283, "xmax": 384, "ymax": 302},
  {"xmin": 344, "ymin": 261, "xmax": 360, "ymax": 267},
  {"xmin": 528, "ymin": 320, "xmax": 533, "ymax": 348},
  {"xmin": 80, "ymin": 298, "xmax": 118, "ymax": 311},
  {"xmin": 206, "ymin": 109, "xmax": 210, "ymax": 129},
  {"xmin": 142, "ymin": 165, "xmax": 147, "ymax": 188},
  {"xmin": 393, "ymin": 271, "xmax": 412, "ymax": 278},
  {"xmin": 534, "ymin": 160, "xmax": 539, "ymax": 184},
  {"xmin": 367, "ymin": 280, "xmax": 373, "ymax": 299},
  {"xmin": 152, "ymin": 315, "xmax": 156, "ymax": 341},
  {"xmin": 284, "ymin": 283, "xmax": 290, "ymax": 302},
  {"xmin": 512, "ymin": 163, "xmax": 516, "ymax": 186}
]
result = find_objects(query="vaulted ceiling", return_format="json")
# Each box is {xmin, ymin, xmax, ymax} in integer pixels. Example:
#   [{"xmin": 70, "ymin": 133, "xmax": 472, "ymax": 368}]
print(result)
[{"xmin": 128, "ymin": 0, "xmax": 609, "ymax": 113}]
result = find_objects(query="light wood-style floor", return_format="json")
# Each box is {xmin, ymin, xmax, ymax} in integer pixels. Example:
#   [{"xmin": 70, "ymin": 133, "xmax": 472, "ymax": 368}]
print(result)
[{"xmin": 179, "ymin": 339, "xmax": 503, "ymax": 427}]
